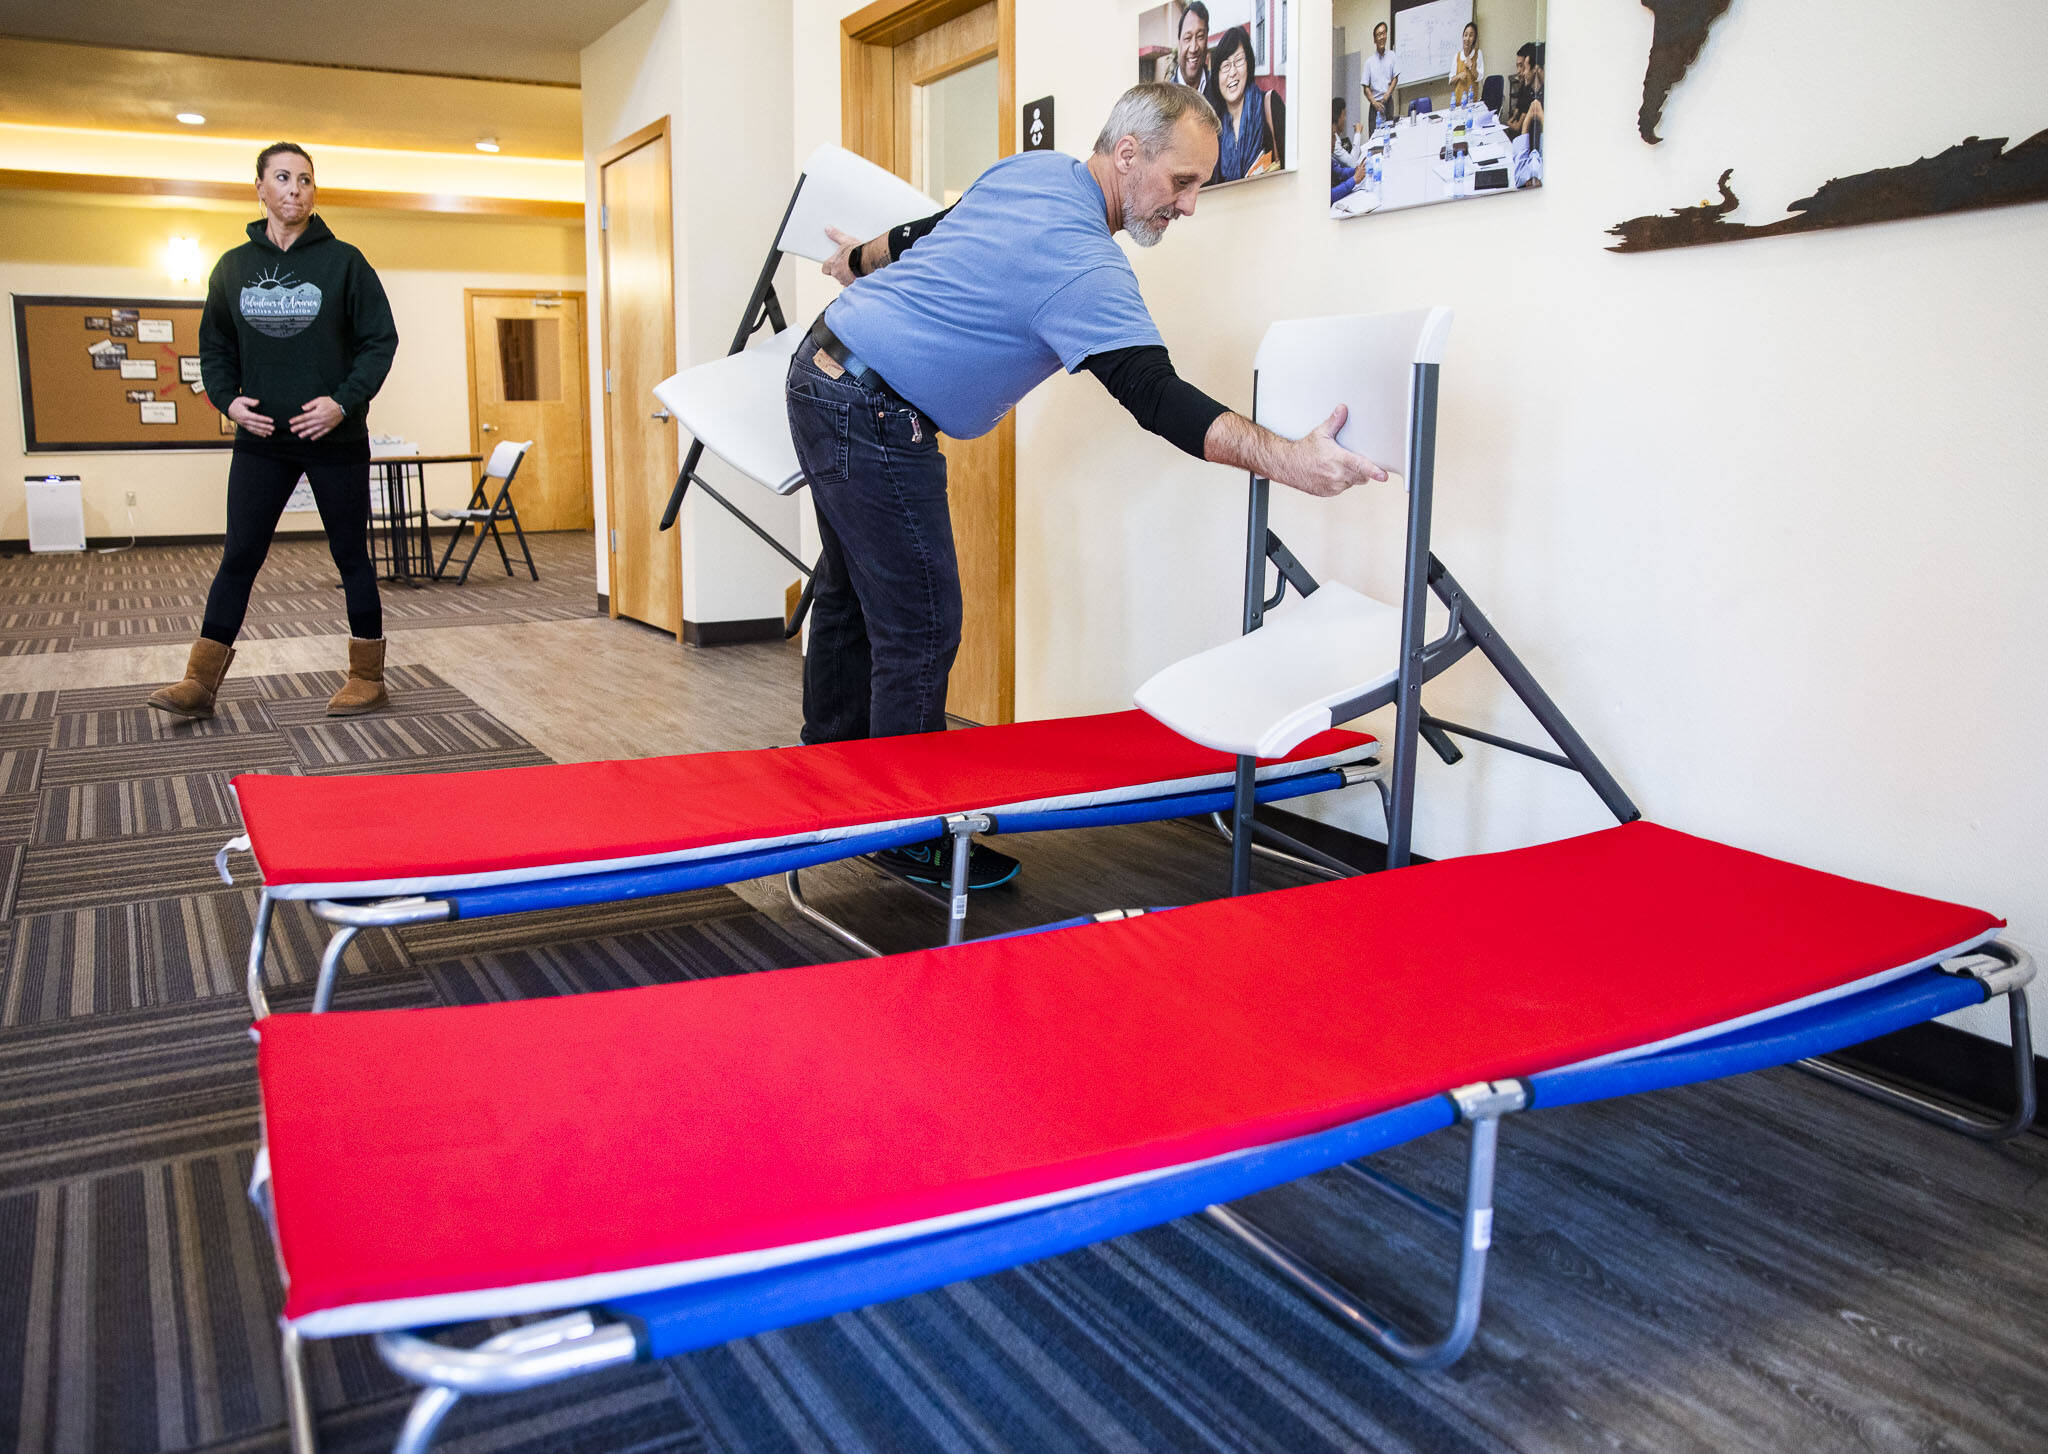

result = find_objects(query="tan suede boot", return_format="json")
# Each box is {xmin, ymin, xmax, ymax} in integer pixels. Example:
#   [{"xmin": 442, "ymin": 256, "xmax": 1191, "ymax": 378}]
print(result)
[
  {"xmin": 326, "ymin": 637, "xmax": 389, "ymax": 716},
  {"xmin": 146, "ymin": 638, "xmax": 235, "ymax": 720}
]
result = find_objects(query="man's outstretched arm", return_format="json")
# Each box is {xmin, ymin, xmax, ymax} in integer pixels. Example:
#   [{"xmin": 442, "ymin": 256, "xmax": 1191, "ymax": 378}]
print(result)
[
  {"xmin": 1205, "ymin": 406, "xmax": 1388, "ymax": 497},
  {"xmin": 1083, "ymin": 345, "xmax": 1387, "ymax": 499}
]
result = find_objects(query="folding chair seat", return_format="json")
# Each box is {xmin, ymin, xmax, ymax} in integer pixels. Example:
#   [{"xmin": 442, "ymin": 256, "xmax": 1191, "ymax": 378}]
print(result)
[
  {"xmin": 432, "ymin": 440, "xmax": 537, "ymax": 584},
  {"xmin": 651, "ymin": 145, "xmax": 939, "ymax": 635}
]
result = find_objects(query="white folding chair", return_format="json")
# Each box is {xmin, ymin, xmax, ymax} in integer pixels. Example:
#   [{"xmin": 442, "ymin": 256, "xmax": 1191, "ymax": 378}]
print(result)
[
  {"xmin": 1136, "ymin": 308, "xmax": 1637, "ymax": 885},
  {"xmin": 651, "ymin": 145, "xmax": 938, "ymax": 636},
  {"xmin": 431, "ymin": 439, "xmax": 537, "ymax": 584}
]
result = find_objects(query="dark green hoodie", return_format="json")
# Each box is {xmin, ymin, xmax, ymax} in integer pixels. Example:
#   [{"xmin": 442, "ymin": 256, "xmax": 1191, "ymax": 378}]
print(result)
[{"xmin": 198, "ymin": 215, "xmax": 399, "ymax": 459}]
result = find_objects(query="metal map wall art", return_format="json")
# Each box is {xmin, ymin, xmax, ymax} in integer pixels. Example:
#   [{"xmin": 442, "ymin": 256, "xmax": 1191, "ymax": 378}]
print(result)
[{"xmin": 1610, "ymin": 0, "xmax": 2048, "ymax": 252}]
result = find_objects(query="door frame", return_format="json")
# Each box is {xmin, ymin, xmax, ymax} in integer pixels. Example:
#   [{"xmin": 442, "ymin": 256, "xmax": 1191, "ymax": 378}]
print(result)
[
  {"xmin": 596, "ymin": 115, "xmax": 678, "ymax": 629},
  {"xmin": 461, "ymin": 288, "xmax": 593, "ymax": 530},
  {"xmin": 839, "ymin": 0, "xmax": 1018, "ymax": 724}
]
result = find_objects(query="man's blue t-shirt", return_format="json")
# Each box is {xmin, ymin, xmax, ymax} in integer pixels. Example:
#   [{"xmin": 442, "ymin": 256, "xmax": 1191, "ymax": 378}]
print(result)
[{"xmin": 824, "ymin": 151, "xmax": 1164, "ymax": 440}]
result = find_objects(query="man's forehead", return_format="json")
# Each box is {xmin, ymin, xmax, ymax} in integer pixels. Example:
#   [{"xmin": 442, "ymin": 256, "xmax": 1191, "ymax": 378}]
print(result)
[{"xmin": 1160, "ymin": 116, "xmax": 1219, "ymax": 172}]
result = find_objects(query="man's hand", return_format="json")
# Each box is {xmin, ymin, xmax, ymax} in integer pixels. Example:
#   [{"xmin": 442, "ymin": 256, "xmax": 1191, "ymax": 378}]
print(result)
[
  {"xmin": 1203, "ymin": 405, "xmax": 1388, "ymax": 498},
  {"xmin": 1284, "ymin": 406, "xmax": 1388, "ymax": 496},
  {"xmin": 227, "ymin": 396, "xmax": 273, "ymax": 437},
  {"xmin": 289, "ymin": 396, "xmax": 345, "ymax": 441},
  {"xmin": 822, "ymin": 226, "xmax": 867, "ymax": 287}
]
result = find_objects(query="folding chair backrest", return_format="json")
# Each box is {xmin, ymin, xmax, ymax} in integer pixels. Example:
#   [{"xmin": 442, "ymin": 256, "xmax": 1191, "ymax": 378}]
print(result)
[
  {"xmin": 485, "ymin": 440, "xmax": 532, "ymax": 480},
  {"xmin": 776, "ymin": 144, "xmax": 939, "ymax": 263},
  {"xmin": 1251, "ymin": 308, "xmax": 1453, "ymax": 485}
]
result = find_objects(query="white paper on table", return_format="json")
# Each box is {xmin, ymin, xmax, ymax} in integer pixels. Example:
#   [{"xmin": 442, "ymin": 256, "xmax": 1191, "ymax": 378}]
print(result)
[
  {"xmin": 137, "ymin": 319, "xmax": 173, "ymax": 342},
  {"xmin": 139, "ymin": 400, "xmax": 177, "ymax": 424},
  {"xmin": 285, "ymin": 476, "xmax": 318, "ymax": 512}
]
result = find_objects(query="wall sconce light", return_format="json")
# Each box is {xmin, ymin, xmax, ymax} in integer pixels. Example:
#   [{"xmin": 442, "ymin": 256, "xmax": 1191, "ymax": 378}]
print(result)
[{"xmin": 166, "ymin": 235, "xmax": 206, "ymax": 287}]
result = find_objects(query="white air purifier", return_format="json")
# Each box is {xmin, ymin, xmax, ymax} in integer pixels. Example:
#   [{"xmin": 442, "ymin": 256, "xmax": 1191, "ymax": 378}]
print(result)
[{"xmin": 24, "ymin": 475, "xmax": 87, "ymax": 553}]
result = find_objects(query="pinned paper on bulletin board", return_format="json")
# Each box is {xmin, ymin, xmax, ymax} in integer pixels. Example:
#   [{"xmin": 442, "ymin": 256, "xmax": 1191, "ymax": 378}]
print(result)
[{"xmin": 15, "ymin": 294, "xmax": 226, "ymax": 450}]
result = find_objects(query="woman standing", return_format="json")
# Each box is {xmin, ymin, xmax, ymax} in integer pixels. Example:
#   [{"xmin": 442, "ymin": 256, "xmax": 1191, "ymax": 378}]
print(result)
[
  {"xmin": 1204, "ymin": 26, "xmax": 1286, "ymax": 184},
  {"xmin": 149, "ymin": 141, "xmax": 399, "ymax": 720},
  {"xmin": 1452, "ymin": 22, "xmax": 1485, "ymax": 108}
]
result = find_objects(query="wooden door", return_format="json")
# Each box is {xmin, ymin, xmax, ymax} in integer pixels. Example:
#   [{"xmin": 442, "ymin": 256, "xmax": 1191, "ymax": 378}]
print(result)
[
  {"xmin": 844, "ymin": 0, "xmax": 1016, "ymax": 725},
  {"xmin": 465, "ymin": 291, "xmax": 591, "ymax": 532},
  {"xmin": 599, "ymin": 121, "xmax": 680, "ymax": 636}
]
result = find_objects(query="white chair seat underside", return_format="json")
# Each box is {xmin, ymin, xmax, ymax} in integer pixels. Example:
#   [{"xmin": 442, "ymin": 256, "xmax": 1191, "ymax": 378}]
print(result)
[
  {"xmin": 1135, "ymin": 583, "xmax": 1402, "ymax": 759},
  {"xmin": 654, "ymin": 328, "xmax": 808, "ymax": 496}
]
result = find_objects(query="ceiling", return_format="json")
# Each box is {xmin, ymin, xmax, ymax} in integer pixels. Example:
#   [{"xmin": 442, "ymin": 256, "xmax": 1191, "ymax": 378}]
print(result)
[
  {"xmin": 0, "ymin": 0, "xmax": 646, "ymax": 86},
  {"xmin": 0, "ymin": 39, "xmax": 583, "ymax": 158}
]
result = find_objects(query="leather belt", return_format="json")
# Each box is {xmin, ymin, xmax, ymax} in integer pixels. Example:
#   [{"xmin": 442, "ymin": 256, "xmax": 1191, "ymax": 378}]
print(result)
[{"xmin": 806, "ymin": 317, "xmax": 888, "ymax": 393}]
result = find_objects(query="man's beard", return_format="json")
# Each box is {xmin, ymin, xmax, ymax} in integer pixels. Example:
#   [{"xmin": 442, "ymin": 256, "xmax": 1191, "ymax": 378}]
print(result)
[{"xmin": 1122, "ymin": 183, "xmax": 1171, "ymax": 247}]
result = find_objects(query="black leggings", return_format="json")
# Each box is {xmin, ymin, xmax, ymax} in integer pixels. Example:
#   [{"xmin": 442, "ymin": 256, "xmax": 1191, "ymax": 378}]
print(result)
[{"xmin": 201, "ymin": 449, "xmax": 382, "ymax": 645}]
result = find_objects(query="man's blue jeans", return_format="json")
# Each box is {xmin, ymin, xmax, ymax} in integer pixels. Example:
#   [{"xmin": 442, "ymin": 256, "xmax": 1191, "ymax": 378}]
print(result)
[{"xmin": 786, "ymin": 347, "xmax": 960, "ymax": 744}]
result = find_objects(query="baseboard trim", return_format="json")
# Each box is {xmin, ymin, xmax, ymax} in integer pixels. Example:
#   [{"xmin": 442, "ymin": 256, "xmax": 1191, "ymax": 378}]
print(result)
[{"xmin": 681, "ymin": 616, "xmax": 784, "ymax": 647}]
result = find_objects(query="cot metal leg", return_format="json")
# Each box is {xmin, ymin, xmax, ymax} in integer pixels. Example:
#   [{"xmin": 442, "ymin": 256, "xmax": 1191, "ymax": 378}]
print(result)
[
  {"xmin": 1205, "ymin": 1080, "xmax": 1525, "ymax": 1370},
  {"xmin": 246, "ymin": 893, "xmax": 276, "ymax": 1021},
  {"xmin": 783, "ymin": 870, "xmax": 884, "ymax": 958},
  {"xmin": 279, "ymin": 1320, "xmax": 317, "ymax": 1454},
  {"xmin": 944, "ymin": 813, "xmax": 992, "ymax": 946},
  {"xmin": 1800, "ymin": 954, "xmax": 2035, "ymax": 1140},
  {"xmin": 311, "ymin": 928, "xmax": 357, "ymax": 1014},
  {"xmin": 307, "ymin": 898, "xmax": 454, "ymax": 1012},
  {"xmin": 379, "ymin": 1314, "xmax": 640, "ymax": 1454},
  {"xmin": 1208, "ymin": 813, "xmax": 1351, "ymax": 881}
]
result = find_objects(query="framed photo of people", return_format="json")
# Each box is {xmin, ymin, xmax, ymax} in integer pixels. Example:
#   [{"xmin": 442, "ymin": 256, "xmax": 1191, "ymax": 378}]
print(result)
[
  {"xmin": 1138, "ymin": 1, "xmax": 1296, "ymax": 189},
  {"xmin": 1329, "ymin": 0, "xmax": 1547, "ymax": 220}
]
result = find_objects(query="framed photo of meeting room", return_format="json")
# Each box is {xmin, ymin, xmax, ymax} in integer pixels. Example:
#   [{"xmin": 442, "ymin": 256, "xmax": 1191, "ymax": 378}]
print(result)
[
  {"xmin": 1138, "ymin": 1, "xmax": 1297, "ymax": 189},
  {"xmin": 1330, "ymin": 0, "xmax": 1547, "ymax": 221}
]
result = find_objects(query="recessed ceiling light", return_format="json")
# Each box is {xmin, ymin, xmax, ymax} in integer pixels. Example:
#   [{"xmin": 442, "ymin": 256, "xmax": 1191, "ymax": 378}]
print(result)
[
  {"xmin": 475, "ymin": 137, "xmax": 500, "ymax": 153},
  {"xmin": 176, "ymin": 112, "xmax": 206, "ymax": 125}
]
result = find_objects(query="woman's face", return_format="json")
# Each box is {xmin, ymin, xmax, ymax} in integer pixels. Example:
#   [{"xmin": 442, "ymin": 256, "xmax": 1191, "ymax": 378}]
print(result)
[
  {"xmin": 1217, "ymin": 45, "xmax": 1248, "ymax": 105},
  {"xmin": 1464, "ymin": 23, "xmax": 1477, "ymax": 51},
  {"xmin": 257, "ymin": 153, "xmax": 316, "ymax": 225}
]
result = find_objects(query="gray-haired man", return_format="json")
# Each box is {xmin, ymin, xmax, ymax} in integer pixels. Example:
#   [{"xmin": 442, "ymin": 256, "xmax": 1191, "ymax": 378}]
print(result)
[{"xmin": 791, "ymin": 83, "xmax": 1386, "ymax": 888}]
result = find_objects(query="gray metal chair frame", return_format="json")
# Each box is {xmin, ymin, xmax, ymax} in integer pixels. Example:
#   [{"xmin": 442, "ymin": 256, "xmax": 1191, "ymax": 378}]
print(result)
[{"xmin": 432, "ymin": 447, "xmax": 538, "ymax": 584}]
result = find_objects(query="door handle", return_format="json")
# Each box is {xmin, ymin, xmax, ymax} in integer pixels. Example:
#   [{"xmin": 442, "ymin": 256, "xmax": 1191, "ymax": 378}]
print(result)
[
  {"xmin": 652, "ymin": 410, "xmax": 673, "ymax": 422},
  {"xmin": 480, "ymin": 422, "xmax": 497, "ymax": 432}
]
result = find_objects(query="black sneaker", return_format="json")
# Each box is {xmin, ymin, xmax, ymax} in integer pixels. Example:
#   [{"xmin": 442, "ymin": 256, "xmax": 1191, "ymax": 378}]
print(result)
[{"xmin": 870, "ymin": 835, "xmax": 1021, "ymax": 890}]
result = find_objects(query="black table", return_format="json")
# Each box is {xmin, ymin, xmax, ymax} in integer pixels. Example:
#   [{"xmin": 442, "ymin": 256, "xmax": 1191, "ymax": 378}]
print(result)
[{"xmin": 370, "ymin": 453, "xmax": 483, "ymax": 586}]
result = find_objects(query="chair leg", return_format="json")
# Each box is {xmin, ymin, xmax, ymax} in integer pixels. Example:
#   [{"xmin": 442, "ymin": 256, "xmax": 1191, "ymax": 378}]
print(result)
[
  {"xmin": 488, "ymin": 512, "xmax": 514, "ymax": 577},
  {"xmin": 433, "ymin": 482, "xmax": 489, "ymax": 582},
  {"xmin": 505, "ymin": 502, "xmax": 538, "ymax": 580}
]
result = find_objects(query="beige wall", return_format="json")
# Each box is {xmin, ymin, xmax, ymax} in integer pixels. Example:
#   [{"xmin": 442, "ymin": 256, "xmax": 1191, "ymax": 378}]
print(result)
[
  {"xmin": 580, "ymin": 0, "xmax": 802, "ymax": 620},
  {"xmin": 0, "ymin": 192, "xmax": 584, "ymax": 540},
  {"xmin": 792, "ymin": 0, "xmax": 2048, "ymax": 1048}
]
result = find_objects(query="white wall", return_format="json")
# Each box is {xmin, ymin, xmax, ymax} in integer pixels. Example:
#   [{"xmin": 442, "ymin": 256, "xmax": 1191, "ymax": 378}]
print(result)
[
  {"xmin": 791, "ymin": 0, "xmax": 2048, "ymax": 1047},
  {"xmin": 0, "ymin": 194, "xmax": 583, "ymax": 541},
  {"xmin": 581, "ymin": 0, "xmax": 802, "ymax": 621}
]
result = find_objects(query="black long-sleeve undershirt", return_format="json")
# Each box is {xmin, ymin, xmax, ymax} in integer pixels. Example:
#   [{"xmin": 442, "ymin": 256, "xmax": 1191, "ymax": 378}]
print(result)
[{"xmin": 1082, "ymin": 346, "xmax": 1230, "ymax": 459}]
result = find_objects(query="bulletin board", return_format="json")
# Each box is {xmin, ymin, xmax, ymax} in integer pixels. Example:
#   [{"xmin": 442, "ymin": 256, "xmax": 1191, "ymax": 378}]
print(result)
[{"xmin": 12, "ymin": 294, "xmax": 232, "ymax": 452}]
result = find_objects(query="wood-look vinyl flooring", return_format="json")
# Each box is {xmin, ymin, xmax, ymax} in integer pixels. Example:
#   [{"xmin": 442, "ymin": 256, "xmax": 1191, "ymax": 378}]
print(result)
[{"xmin": 0, "ymin": 541, "xmax": 2044, "ymax": 1452}]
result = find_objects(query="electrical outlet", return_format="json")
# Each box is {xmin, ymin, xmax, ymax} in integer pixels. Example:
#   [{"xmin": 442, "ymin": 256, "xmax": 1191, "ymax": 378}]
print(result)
[{"xmin": 125, "ymin": 491, "xmax": 137, "ymax": 507}]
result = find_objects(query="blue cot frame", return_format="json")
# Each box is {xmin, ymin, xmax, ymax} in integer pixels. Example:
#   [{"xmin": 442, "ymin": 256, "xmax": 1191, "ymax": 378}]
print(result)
[
  {"xmin": 230, "ymin": 761, "xmax": 1383, "ymax": 1020},
  {"xmin": 255, "ymin": 935, "xmax": 2033, "ymax": 1454}
]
